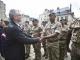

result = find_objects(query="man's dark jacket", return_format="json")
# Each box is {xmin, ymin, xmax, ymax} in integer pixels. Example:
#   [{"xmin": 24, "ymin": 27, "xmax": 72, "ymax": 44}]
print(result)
[
  {"xmin": 4, "ymin": 19, "xmax": 39, "ymax": 60},
  {"xmin": 0, "ymin": 27, "xmax": 3, "ymax": 52},
  {"xmin": 0, "ymin": 27, "xmax": 6, "ymax": 57}
]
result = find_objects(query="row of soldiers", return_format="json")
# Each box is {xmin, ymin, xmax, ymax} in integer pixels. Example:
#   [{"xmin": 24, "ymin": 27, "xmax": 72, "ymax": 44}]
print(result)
[{"xmin": 22, "ymin": 13, "xmax": 80, "ymax": 60}]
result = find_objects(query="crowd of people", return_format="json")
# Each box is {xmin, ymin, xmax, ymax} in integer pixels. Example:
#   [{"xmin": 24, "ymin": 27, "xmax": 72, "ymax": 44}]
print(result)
[{"xmin": 0, "ymin": 9, "xmax": 80, "ymax": 60}]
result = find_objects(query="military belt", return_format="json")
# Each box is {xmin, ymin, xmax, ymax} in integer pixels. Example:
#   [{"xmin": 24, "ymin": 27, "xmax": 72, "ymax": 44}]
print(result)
[{"xmin": 47, "ymin": 38, "xmax": 58, "ymax": 43}]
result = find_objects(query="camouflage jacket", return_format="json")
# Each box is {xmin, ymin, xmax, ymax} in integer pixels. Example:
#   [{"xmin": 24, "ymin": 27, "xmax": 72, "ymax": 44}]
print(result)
[
  {"xmin": 45, "ymin": 22, "xmax": 61, "ymax": 42},
  {"xmin": 59, "ymin": 25, "xmax": 70, "ymax": 40},
  {"xmin": 31, "ymin": 26, "xmax": 42, "ymax": 37},
  {"xmin": 71, "ymin": 20, "xmax": 80, "ymax": 47}
]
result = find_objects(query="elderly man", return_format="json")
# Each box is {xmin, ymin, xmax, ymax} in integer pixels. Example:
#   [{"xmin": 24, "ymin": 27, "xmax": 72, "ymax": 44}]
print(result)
[{"xmin": 3, "ymin": 9, "xmax": 41, "ymax": 60}]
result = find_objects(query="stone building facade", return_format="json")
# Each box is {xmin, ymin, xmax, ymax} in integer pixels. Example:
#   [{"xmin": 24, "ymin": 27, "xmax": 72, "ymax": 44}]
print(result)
[
  {"xmin": 55, "ymin": 4, "xmax": 74, "ymax": 24},
  {"xmin": 39, "ymin": 9, "xmax": 50, "ymax": 22},
  {"xmin": 0, "ymin": 0, "xmax": 6, "ymax": 20},
  {"xmin": 39, "ymin": 4, "xmax": 75, "ymax": 25}
]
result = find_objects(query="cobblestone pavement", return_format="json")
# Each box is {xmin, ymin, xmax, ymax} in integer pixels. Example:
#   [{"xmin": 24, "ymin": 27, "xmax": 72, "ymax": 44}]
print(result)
[
  {"xmin": 26, "ymin": 45, "xmax": 49, "ymax": 60},
  {"xmin": 26, "ymin": 45, "xmax": 71, "ymax": 60}
]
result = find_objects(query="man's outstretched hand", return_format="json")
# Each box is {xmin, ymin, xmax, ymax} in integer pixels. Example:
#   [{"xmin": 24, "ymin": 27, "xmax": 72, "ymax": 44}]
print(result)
[
  {"xmin": 36, "ymin": 36, "xmax": 47, "ymax": 43},
  {"xmin": 40, "ymin": 36, "xmax": 46, "ymax": 41},
  {"xmin": 36, "ymin": 37, "xmax": 42, "ymax": 43}
]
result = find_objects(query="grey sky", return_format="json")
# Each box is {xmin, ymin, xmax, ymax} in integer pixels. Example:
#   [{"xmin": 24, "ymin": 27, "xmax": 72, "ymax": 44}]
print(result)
[{"xmin": 1, "ymin": 0, "xmax": 80, "ymax": 18}]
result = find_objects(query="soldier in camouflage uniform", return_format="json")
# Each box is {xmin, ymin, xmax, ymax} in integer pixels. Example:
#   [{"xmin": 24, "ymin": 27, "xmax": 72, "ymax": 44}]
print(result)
[
  {"xmin": 59, "ymin": 19, "xmax": 71, "ymax": 60},
  {"xmin": 23, "ymin": 21, "xmax": 31, "ymax": 59},
  {"xmin": 31, "ymin": 19, "xmax": 42, "ymax": 60},
  {"xmin": 41, "ymin": 21, "xmax": 48, "ymax": 59},
  {"xmin": 41, "ymin": 13, "xmax": 61, "ymax": 60},
  {"xmin": 70, "ymin": 20, "xmax": 80, "ymax": 60}
]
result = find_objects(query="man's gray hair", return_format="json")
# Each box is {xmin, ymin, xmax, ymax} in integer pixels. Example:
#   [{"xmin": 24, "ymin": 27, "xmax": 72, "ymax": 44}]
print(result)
[{"xmin": 9, "ymin": 9, "xmax": 21, "ymax": 19}]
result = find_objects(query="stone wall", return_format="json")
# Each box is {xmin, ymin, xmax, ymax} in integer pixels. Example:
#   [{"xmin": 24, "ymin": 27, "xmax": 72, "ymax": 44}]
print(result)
[{"xmin": 0, "ymin": 0, "xmax": 6, "ymax": 20}]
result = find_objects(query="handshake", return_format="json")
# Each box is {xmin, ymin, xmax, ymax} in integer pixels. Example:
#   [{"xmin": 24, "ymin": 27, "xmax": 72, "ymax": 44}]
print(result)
[{"xmin": 36, "ymin": 36, "xmax": 47, "ymax": 43}]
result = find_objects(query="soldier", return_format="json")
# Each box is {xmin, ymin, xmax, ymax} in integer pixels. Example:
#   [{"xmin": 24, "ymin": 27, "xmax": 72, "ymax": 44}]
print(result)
[
  {"xmin": 24, "ymin": 21, "xmax": 31, "ymax": 35},
  {"xmin": 41, "ymin": 21, "xmax": 48, "ymax": 59},
  {"xmin": 23, "ymin": 21, "xmax": 31, "ymax": 59},
  {"xmin": 31, "ymin": 19, "xmax": 42, "ymax": 60},
  {"xmin": 70, "ymin": 19, "xmax": 80, "ymax": 60},
  {"xmin": 41, "ymin": 13, "xmax": 61, "ymax": 60},
  {"xmin": 59, "ymin": 19, "xmax": 71, "ymax": 60}
]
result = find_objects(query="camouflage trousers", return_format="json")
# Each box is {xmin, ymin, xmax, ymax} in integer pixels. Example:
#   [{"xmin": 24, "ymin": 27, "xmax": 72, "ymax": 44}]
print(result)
[
  {"xmin": 25, "ymin": 44, "xmax": 30, "ymax": 57},
  {"xmin": 42, "ymin": 40, "xmax": 48, "ymax": 58},
  {"xmin": 47, "ymin": 42, "xmax": 59, "ymax": 60},
  {"xmin": 59, "ymin": 41, "xmax": 67, "ymax": 60},
  {"xmin": 33, "ymin": 43, "xmax": 41, "ymax": 60},
  {"xmin": 71, "ymin": 43, "xmax": 80, "ymax": 60}
]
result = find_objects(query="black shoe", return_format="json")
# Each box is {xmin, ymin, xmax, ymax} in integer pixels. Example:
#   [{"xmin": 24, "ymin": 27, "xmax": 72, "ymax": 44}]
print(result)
[
  {"xmin": 25, "ymin": 54, "xmax": 30, "ymax": 59},
  {"xmin": 45, "ymin": 56, "xmax": 48, "ymax": 59},
  {"xmin": 43, "ymin": 54, "xmax": 48, "ymax": 59},
  {"xmin": 67, "ymin": 48, "xmax": 71, "ymax": 52}
]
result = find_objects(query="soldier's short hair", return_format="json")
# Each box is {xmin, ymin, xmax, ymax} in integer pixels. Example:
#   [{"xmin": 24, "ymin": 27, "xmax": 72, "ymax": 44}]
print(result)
[
  {"xmin": 49, "ymin": 13, "xmax": 56, "ymax": 17},
  {"xmin": 25, "ymin": 21, "xmax": 29, "ymax": 23},
  {"xmin": 1, "ymin": 19, "xmax": 3, "ymax": 21},
  {"xmin": 42, "ymin": 21, "xmax": 47, "ymax": 23},
  {"xmin": 32, "ymin": 19, "xmax": 38, "ymax": 22}
]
